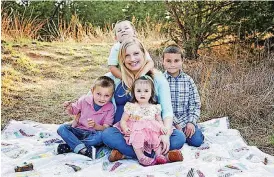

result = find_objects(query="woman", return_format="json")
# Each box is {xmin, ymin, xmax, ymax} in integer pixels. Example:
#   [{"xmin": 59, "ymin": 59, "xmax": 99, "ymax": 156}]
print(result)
[{"xmin": 102, "ymin": 38, "xmax": 185, "ymax": 164}]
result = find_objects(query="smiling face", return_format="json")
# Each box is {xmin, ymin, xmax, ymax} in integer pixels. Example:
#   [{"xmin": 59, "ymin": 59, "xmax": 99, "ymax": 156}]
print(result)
[
  {"xmin": 133, "ymin": 80, "xmax": 152, "ymax": 105},
  {"xmin": 92, "ymin": 86, "xmax": 113, "ymax": 106},
  {"xmin": 115, "ymin": 21, "xmax": 135, "ymax": 43},
  {"xmin": 123, "ymin": 43, "xmax": 145, "ymax": 74},
  {"xmin": 163, "ymin": 53, "xmax": 183, "ymax": 77}
]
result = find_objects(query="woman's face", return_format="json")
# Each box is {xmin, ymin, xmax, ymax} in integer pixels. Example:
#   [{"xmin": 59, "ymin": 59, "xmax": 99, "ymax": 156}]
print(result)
[{"xmin": 123, "ymin": 44, "xmax": 145, "ymax": 74}]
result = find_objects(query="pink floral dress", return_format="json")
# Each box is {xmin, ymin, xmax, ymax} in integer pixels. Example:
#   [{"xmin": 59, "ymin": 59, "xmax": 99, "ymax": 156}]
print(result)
[{"xmin": 114, "ymin": 102, "xmax": 164, "ymax": 154}]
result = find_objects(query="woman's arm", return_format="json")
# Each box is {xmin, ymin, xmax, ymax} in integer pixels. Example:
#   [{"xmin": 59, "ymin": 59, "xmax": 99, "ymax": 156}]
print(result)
[
  {"xmin": 154, "ymin": 73, "xmax": 174, "ymax": 154},
  {"xmin": 154, "ymin": 73, "xmax": 174, "ymax": 131}
]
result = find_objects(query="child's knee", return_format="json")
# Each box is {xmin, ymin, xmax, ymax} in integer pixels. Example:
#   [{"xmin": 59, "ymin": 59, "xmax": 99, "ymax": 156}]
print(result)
[
  {"xmin": 57, "ymin": 124, "xmax": 69, "ymax": 135},
  {"xmin": 187, "ymin": 133, "xmax": 204, "ymax": 147}
]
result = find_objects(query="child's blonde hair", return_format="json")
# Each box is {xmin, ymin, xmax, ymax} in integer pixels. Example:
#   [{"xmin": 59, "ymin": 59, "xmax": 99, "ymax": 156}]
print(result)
[
  {"xmin": 92, "ymin": 76, "xmax": 115, "ymax": 93},
  {"xmin": 113, "ymin": 20, "xmax": 136, "ymax": 37},
  {"xmin": 118, "ymin": 38, "xmax": 150, "ymax": 90}
]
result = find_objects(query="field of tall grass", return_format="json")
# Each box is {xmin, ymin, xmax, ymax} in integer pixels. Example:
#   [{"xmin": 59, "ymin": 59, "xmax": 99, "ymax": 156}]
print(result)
[{"xmin": 1, "ymin": 12, "xmax": 273, "ymax": 155}]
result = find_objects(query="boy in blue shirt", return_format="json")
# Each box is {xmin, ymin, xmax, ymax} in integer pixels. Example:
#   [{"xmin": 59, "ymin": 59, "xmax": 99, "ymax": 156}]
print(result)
[{"xmin": 162, "ymin": 45, "xmax": 204, "ymax": 147}]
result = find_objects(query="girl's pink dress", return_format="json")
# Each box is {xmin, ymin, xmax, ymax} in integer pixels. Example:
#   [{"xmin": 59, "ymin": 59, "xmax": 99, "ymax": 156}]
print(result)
[{"xmin": 114, "ymin": 102, "xmax": 164, "ymax": 154}]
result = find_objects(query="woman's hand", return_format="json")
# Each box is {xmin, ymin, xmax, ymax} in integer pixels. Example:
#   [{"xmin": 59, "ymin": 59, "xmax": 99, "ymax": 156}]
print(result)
[{"xmin": 159, "ymin": 135, "xmax": 170, "ymax": 155}]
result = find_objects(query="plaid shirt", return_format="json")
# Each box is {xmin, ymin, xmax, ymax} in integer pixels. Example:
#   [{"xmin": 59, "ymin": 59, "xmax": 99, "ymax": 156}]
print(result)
[{"xmin": 164, "ymin": 70, "xmax": 201, "ymax": 128}]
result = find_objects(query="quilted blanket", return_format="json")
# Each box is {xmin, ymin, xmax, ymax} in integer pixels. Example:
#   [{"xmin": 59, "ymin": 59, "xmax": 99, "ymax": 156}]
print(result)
[{"xmin": 1, "ymin": 117, "xmax": 274, "ymax": 177}]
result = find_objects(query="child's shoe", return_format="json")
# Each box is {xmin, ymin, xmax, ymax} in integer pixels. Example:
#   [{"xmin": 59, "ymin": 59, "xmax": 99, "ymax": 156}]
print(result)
[
  {"xmin": 155, "ymin": 155, "xmax": 168, "ymax": 164},
  {"xmin": 79, "ymin": 147, "xmax": 96, "ymax": 159},
  {"xmin": 167, "ymin": 149, "xmax": 183, "ymax": 162},
  {"xmin": 56, "ymin": 143, "xmax": 72, "ymax": 154},
  {"xmin": 84, "ymin": 147, "xmax": 93, "ymax": 158},
  {"xmin": 139, "ymin": 156, "xmax": 156, "ymax": 166}
]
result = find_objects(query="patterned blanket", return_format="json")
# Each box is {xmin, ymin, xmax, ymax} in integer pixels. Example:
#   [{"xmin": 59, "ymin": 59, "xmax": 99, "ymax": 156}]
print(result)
[{"xmin": 1, "ymin": 117, "xmax": 274, "ymax": 177}]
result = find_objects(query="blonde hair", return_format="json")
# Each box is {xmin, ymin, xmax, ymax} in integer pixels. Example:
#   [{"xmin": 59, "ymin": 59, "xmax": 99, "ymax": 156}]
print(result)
[
  {"xmin": 118, "ymin": 38, "xmax": 150, "ymax": 90},
  {"xmin": 92, "ymin": 76, "xmax": 115, "ymax": 93},
  {"xmin": 113, "ymin": 20, "xmax": 136, "ymax": 37}
]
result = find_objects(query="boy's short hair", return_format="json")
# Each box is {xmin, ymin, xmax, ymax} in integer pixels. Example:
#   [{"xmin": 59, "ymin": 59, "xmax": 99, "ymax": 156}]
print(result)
[
  {"xmin": 162, "ymin": 44, "xmax": 185, "ymax": 60},
  {"xmin": 92, "ymin": 76, "xmax": 115, "ymax": 93}
]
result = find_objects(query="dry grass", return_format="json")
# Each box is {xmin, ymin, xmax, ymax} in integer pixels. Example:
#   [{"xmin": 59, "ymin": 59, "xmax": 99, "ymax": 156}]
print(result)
[{"xmin": 1, "ymin": 10, "xmax": 45, "ymax": 40}]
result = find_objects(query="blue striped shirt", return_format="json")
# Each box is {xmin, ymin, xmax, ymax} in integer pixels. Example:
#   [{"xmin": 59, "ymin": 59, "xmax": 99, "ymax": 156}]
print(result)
[{"xmin": 164, "ymin": 70, "xmax": 201, "ymax": 128}]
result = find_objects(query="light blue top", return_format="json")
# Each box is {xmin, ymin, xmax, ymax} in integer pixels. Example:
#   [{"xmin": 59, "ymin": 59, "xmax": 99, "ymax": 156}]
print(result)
[{"xmin": 108, "ymin": 42, "xmax": 152, "ymax": 66}]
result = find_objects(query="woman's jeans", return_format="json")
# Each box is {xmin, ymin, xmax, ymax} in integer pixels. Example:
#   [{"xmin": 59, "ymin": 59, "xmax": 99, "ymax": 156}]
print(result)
[
  {"xmin": 57, "ymin": 124, "xmax": 103, "ymax": 153},
  {"xmin": 102, "ymin": 127, "xmax": 186, "ymax": 158}
]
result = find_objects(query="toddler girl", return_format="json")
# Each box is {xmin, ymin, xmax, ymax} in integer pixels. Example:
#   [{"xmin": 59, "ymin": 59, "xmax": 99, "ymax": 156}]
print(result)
[{"xmin": 115, "ymin": 76, "xmax": 168, "ymax": 166}]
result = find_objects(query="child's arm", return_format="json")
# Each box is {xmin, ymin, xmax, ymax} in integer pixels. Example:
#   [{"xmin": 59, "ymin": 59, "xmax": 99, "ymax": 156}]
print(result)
[
  {"xmin": 135, "ymin": 59, "xmax": 154, "ymax": 79},
  {"xmin": 109, "ymin": 65, "xmax": 122, "ymax": 79},
  {"xmin": 63, "ymin": 97, "xmax": 85, "ymax": 127},
  {"xmin": 120, "ymin": 112, "xmax": 131, "ymax": 135},
  {"xmin": 89, "ymin": 105, "xmax": 115, "ymax": 131},
  {"xmin": 188, "ymin": 78, "xmax": 201, "ymax": 125},
  {"xmin": 63, "ymin": 97, "xmax": 83, "ymax": 115},
  {"xmin": 156, "ymin": 113, "xmax": 167, "ymax": 135},
  {"xmin": 71, "ymin": 113, "xmax": 81, "ymax": 128},
  {"xmin": 88, "ymin": 120, "xmax": 110, "ymax": 131},
  {"xmin": 184, "ymin": 78, "xmax": 201, "ymax": 137}
]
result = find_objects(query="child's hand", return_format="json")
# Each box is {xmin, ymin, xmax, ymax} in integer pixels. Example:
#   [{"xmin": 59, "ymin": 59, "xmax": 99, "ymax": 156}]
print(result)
[
  {"xmin": 63, "ymin": 101, "xmax": 72, "ymax": 110},
  {"xmin": 87, "ymin": 119, "xmax": 96, "ymax": 128},
  {"xmin": 123, "ymin": 127, "xmax": 131, "ymax": 136},
  {"xmin": 161, "ymin": 126, "xmax": 168, "ymax": 135},
  {"xmin": 184, "ymin": 123, "xmax": 195, "ymax": 138},
  {"xmin": 175, "ymin": 124, "xmax": 183, "ymax": 131}
]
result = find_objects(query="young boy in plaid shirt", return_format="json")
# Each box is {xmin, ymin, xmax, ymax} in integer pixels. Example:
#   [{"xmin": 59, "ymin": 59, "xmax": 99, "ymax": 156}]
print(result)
[{"xmin": 162, "ymin": 45, "xmax": 204, "ymax": 147}]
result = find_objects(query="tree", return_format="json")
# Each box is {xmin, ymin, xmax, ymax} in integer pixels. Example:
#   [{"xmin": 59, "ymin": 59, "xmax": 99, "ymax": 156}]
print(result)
[{"xmin": 165, "ymin": 1, "xmax": 274, "ymax": 59}]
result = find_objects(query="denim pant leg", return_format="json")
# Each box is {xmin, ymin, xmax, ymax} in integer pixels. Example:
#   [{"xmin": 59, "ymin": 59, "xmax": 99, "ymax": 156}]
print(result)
[
  {"xmin": 102, "ymin": 127, "xmax": 137, "ymax": 158},
  {"xmin": 82, "ymin": 131, "xmax": 103, "ymax": 148},
  {"xmin": 184, "ymin": 125, "xmax": 204, "ymax": 147},
  {"xmin": 170, "ymin": 129, "xmax": 186, "ymax": 150},
  {"xmin": 57, "ymin": 124, "xmax": 86, "ymax": 153}
]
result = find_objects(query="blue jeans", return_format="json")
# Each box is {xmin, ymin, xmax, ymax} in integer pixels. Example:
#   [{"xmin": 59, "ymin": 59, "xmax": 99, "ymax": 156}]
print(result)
[
  {"xmin": 57, "ymin": 124, "xmax": 103, "ymax": 153},
  {"xmin": 182, "ymin": 125, "xmax": 204, "ymax": 147},
  {"xmin": 102, "ymin": 127, "xmax": 186, "ymax": 158}
]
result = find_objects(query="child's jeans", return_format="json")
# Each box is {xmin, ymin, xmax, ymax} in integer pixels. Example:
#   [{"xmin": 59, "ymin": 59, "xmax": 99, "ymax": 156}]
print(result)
[
  {"xmin": 57, "ymin": 124, "xmax": 103, "ymax": 153},
  {"xmin": 182, "ymin": 125, "xmax": 204, "ymax": 147}
]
